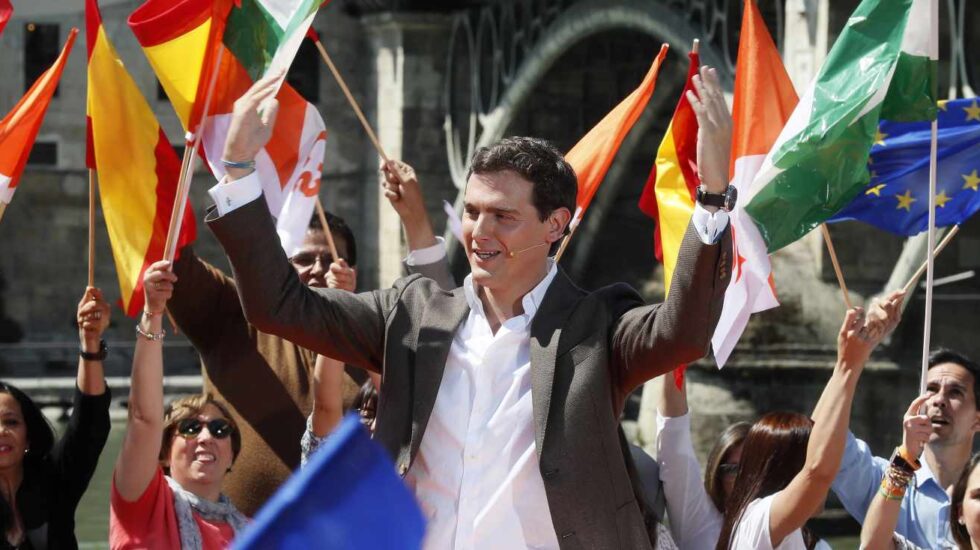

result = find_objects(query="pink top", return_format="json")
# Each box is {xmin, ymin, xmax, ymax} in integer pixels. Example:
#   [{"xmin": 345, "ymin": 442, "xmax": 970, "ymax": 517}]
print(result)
[{"xmin": 110, "ymin": 467, "xmax": 235, "ymax": 550}]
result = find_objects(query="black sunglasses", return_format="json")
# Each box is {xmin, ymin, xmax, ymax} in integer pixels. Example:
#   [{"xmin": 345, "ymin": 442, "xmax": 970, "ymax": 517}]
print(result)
[{"xmin": 176, "ymin": 418, "xmax": 234, "ymax": 440}]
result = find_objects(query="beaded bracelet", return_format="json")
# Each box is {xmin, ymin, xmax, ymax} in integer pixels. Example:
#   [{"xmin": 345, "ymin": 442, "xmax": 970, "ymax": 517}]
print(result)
[{"xmin": 135, "ymin": 322, "xmax": 166, "ymax": 341}]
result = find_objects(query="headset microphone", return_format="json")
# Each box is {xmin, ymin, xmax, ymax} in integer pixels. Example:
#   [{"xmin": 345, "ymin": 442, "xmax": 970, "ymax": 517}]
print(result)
[{"xmin": 507, "ymin": 242, "xmax": 549, "ymax": 258}]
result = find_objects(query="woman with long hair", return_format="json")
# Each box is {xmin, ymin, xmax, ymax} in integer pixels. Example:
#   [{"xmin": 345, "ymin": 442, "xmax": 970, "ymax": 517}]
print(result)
[
  {"xmin": 717, "ymin": 291, "xmax": 904, "ymax": 550},
  {"xmin": 110, "ymin": 261, "xmax": 247, "ymax": 549},
  {"xmin": 656, "ymin": 371, "xmax": 750, "ymax": 549},
  {"xmin": 0, "ymin": 287, "xmax": 111, "ymax": 548}
]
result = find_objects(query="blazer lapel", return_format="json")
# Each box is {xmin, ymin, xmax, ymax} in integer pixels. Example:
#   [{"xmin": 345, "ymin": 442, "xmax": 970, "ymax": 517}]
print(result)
[
  {"xmin": 410, "ymin": 287, "xmax": 470, "ymax": 457},
  {"xmin": 529, "ymin": 268, "xmax": 583, "ymax": 451}
]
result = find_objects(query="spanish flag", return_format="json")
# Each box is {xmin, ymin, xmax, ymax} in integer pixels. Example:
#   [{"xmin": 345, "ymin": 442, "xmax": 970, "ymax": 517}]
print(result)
[
  {"xmin": 565, "ymin": 44, "xmax": 669, "ymax": 234},
  {"xmin": 0, "ymin": 28, "xmax": 76, "ymax": 223},
  {"xmin": 130, "ymin": 0, "xmax": 328, "ymax": 256},
  {"xmin": 638, "ymin": 49, "xmax": 700, "ymax": 296},
  {"xmin": 86, "ymin": 0, "xmax": 196, "ymax": 316}
]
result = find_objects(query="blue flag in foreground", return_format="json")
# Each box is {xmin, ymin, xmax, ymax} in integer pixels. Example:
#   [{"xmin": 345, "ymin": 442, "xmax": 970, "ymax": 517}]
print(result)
[
  {"xmin": 233, "ymin": 414, "xmax": 426, "ymax": 550},
  {"xmin": 829, "ymin": 98, "xmax": 980, "ymax": 235}
]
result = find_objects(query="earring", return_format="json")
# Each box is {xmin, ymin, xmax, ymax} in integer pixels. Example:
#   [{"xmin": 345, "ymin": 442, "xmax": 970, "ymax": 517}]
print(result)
[{"xmin": 960, "ymin": 518, "xmax": 966, "ymax": 525}]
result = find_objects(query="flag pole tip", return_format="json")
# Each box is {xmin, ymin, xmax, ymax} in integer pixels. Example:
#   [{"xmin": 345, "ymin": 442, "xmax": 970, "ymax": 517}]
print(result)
[{"xmin": 692, "ymin": 39, "xmax": 700, "ymax": 54}]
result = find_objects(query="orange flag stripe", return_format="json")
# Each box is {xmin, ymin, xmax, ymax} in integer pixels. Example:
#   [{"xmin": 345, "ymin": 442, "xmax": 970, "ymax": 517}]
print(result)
[
  {"xmin": 0, "ymin": 28, "xmax": 77, "ymax": 204},
  {"xmin": 566, "ymin": 44, "xmax": 669, "ymax": 225},
  {"xmin": 88, "ymin": 0, "xmax": 195, "ymax": 315}
]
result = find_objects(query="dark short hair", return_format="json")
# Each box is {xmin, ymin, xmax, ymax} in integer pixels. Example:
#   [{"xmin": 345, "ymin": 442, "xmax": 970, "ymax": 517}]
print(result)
[
  {"xmin": 467, "ymin": 136, "xmax": 578, "ymax": 247},
  {"xmin": 952, "ymin": 452, "xmax": 980, "ymax": 547},
  {"xmin": 928, "ymin": 348, "xmax": 980, "ymax": 406},
  {"xmin": 160, "ymin": 393, "xmax": 242, "ymax": 471},
  {"xmin": 309, "ymin": 210, "xmax": 358, "ymax": 267}
]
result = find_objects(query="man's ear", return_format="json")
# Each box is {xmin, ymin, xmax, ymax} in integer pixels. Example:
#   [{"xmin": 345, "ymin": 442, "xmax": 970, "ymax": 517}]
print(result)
[
  {"xmin": 547, "ymin": 207, "xmax": 572, "ymax": 244},
  {"xmin": 972, "ymin": 410, "xmax": 980, "ymax": 433}
]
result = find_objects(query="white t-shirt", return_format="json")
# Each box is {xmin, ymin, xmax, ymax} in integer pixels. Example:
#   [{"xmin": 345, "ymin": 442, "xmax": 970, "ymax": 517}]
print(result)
[{"xmin": 730, "ymin": 495, "xmax": 832, "ymax": 550}]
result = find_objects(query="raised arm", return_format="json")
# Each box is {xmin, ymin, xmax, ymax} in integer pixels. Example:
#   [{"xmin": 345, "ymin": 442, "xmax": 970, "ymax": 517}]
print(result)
[
  {"xmin": 168, "ymin": 247, "xmax": 243, "ymax": 353},
  {"xmin": 311, "ymin": 260, "xmax": 359, "ymax": 438},
  {"xmin": 656, "ymin": 374, "xmax": 725, "ymax": 549},
  {"xmin": 769, "ymin": 292, "xmax": 904, "ymax": 546},
  {"xmin": 383, "ymin": 159, "xmax": 456, "ymax": 290},
  {"xmin": 48, "ymin": 287, "xmax": 112, "ymax": 506},
  {"xmin": 859, "ymin": 394, "xmax": 930, "ymax": 550},
  {"xmin": 114, "ymin": 261, "xmax": 173, "ymax": 501}
]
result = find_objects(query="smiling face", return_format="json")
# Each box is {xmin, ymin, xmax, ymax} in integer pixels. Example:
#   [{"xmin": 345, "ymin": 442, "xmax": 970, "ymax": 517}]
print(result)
[
  {"xmin": 462, "ymin": 170, "xmax": 569, "ymax": 299},
  {"xmin": 0, "ymin": 394, "xmax": 27, "ymax": 471},
  {"xmin": 924, "ymin": 363, "xmax": 980, "ymax": 448},
  {"xmin": 166, "ymin": 404, "xmax": 235, "ymax": 492}
]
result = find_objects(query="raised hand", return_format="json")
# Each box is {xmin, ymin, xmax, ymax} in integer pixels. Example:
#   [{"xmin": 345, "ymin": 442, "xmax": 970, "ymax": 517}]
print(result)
[
  {"xmin": 381, "ymin": 160, "xmax": 437, "ymax": 250},
  {"xmin": 143, "ymin": 260, "xmax": 177, "ymax": 314},
  {"xmin": 687, "ymin": 65, "xmax": 732, "ymax": 194},
  {"xmin": 221, "ymin": 71, "xmax": 284, "ymax": 179},
  {"xmin": 864, "ymin": 289, "xmax": 905, "ymax": 341},
  {"xmin": 327, "ymin": 259, "xmax": 357, "ymax": 292},
  {"xmin": 77, "ymin": 287, "xmax": 110, "ymax": 349},
  {"xmin": 902, "ymin": 394, "xmax": 931, "ymax": 459}
]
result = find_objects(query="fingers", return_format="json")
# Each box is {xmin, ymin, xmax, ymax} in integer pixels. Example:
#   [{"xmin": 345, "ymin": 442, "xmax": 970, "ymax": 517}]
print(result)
[
  {"xmin": 840, "ymin": 307, "xmax": 864, "ymax": 335},
  {"xmin": 906, "ymin": 393, "xmax": 930, "ymax": 417},
  {"xmin": 259, "ymin": 97, "xmax": 279, "ymax": 127},
  {"xmin": 240, "ymin": 70, "xmax": 285, "ymax": 110}
]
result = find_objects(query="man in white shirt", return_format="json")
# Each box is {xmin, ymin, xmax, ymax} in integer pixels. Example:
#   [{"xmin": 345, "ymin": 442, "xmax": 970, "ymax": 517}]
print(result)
[{"xmin": 205, "ymin": 67, "xmax": 734, "ymax": 549}]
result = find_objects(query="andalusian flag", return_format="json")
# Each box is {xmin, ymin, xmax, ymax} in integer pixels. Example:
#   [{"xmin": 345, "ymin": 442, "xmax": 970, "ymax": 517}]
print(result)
[
  {"xmin": 711, "ymin": 0, "xmax": 789, "ymax": 367},
  {"xmin": 565, "ymin": 44, "xmax": 669, "ymax": 234},
  {"xmin": 744, "ymin": 0, "xmax": 938, "ymax": 252},
  {"xmin": 0, "ymin": 28, "xmax": 76, "ymax": 222},
  {"xmin": 87, "ymin": 0, "xmax": 196, "ymax": 317},
  {"xmin": 638, "ymin": 49, "xmax": 699, "ymax": 295},
  {"xmin": 130, "ymin": 0, "xmax": 327, "ymax": 256}
]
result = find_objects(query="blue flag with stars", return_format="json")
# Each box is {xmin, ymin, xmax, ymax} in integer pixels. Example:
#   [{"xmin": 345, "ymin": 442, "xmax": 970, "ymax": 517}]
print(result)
[{"xmin": 828, "ymin": 97, "xmax": 980, "ymax": 235}]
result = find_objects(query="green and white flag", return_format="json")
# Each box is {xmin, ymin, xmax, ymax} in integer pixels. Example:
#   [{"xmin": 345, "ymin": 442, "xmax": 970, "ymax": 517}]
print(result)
[{"xmin": 744, "ymin": 0, "xmax": 937, "ymax": 252}]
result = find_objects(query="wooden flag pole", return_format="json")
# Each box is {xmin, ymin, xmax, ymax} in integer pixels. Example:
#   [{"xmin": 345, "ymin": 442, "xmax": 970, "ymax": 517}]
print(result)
[
  {"xmin": 919, "ymin": 0, "xmax": 941, "ymax": 395},
  {"xmin": 311, "ymin": 37, "xmax": 392, "ymax": 166},
  {"xmin": 162, "ymin": 47, "xmax": 226, "ymax": 263},
  {"xmin": 820, "ymin": 224, "xmax": 853, "ymax": 310},
  {"xmin": 88, "ymin": 169, "xmax": 97, "ymax": 287},
  {"xmin": 314, "ymin": 197, "xmax": 341, "ymax": 261},
  {"xmin": 902, "ymin": 225, "xmax": 959, "ymax": 295},
  {"xmin": 553, "ymin": 218, "xmax": 580, "ymax": 263}
]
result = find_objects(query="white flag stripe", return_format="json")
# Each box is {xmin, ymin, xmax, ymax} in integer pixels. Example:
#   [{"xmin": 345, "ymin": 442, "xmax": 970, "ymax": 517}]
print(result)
[{"xmin": 0, "ymin": 174, "xmax": 13, "ymax": 204}]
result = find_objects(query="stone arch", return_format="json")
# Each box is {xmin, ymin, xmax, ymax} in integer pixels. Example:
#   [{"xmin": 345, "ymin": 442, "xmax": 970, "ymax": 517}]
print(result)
[{"xmin": 444, "ymin": 0, "xmax": 733, "ymax": 284}]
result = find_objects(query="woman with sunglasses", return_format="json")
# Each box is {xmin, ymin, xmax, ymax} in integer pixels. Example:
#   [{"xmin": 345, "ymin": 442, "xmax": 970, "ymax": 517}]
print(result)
[
  {"xmin": 110, "ymin": 261, "xmax": 247, "ymax": 549},
  {"xmin": 655, "ymin": 370, "xmax": 751, "ymax": 550}
]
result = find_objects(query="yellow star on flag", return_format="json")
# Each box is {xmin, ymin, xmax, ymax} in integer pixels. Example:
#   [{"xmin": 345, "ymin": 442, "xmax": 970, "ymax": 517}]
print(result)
[
  {"xmin": 866, "ymin": 184, "xmax": 886, "ymax": 196},
  {"xmin": 963, "ymin": 170, "xmax": 980, "ymax": 191},
  {"xmin": 965, "ymin": 100, "xmax": 980, "ymax": 122},
  {"xmin": 874, "ymin": 129, "xmax": 888, "ymax": 146},
  {"xmin": 936, "ymin": 191, "xmax": 952, "ymax": 208},
  {"xmin": 938, "ymin": 100, "xmax": 949, "ymax": 111},
  {"xmin": 895, "ymin": 190, "xmax": 916, "ymax": 212}
]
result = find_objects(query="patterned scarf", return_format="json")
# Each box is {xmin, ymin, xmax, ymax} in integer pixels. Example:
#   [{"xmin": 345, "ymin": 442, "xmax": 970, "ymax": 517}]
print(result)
[{"xmin": 165, "ymin": 476, "xmax": 249, "ymax": 549}]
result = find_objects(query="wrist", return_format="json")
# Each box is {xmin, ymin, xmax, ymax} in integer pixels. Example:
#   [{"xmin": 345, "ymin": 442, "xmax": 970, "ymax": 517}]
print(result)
[
  {"xmin": 79, "ymin": 339, "xmax": 108, "ymax": 362},
  {"xmin": 405, "ymin": 221, "xmax": 437, "ymax": 251},
  {"xmin": 81, "ymin": 337, "xmax": 102, "ymax": 353}
]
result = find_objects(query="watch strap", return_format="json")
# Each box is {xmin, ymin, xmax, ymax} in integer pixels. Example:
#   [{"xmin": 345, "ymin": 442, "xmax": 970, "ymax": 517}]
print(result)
[{"xmin": 80, "ymin": 339, "xmax": 108, "ymax": 361}]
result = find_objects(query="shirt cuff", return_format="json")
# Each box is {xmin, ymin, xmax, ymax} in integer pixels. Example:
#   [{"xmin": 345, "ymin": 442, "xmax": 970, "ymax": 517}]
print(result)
[
  {"xmin": 691, "ymin": 203, "xmax": 730, "ymax": 245},
  {"xmin": 207, "ymin": 172, "xmax": 262, "ymax": 217},
  {"xmin": 405, "ymin": 237, "xmax": 447, "ymax": 266},
  {"xmin": 656, "ymin": 411, "xmax": 691, "ymax": 433}
]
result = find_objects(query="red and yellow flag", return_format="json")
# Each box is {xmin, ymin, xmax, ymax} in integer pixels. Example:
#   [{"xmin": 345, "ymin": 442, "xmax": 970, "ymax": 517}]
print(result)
[
  {"xmin": 565, "ymin": 44, "xmax": 669, "ymax": 232},
  {"xmin": 0, "ymin": 28, "xmax": 76, "ymax": 221},
  {"xmin": 128, "ymin": 0, "xmax": 231, "ymax": 133},
  {"xmin": 87, "ymin": 0, "xmax": 196, "ymax": 316},
  {"xmin": 638, "ymin": 49, "xmax": 701, "ymax": 294}
]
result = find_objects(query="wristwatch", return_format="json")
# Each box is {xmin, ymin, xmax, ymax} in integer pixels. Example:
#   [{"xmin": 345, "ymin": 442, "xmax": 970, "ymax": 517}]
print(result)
[
  {"xmin": 80, "ymin": 339, "xmax": 108, "ymax": 361},
  {"xmin": 696, "ymin": 184, "xmax": 738, "ymax": 212}
]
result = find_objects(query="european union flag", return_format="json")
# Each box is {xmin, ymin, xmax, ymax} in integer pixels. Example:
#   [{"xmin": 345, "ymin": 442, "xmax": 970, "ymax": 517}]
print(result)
[
  {"xmin": 829, "ymin": 97, "xmax": 980, "ymax": 235},
  {"xmin": 233, "ymin": 414, "xmax": 426, "ymax": 549}
]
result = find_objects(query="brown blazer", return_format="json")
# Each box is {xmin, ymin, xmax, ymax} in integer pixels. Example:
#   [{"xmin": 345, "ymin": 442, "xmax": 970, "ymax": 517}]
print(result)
[
  {"xmin": 208, "ymin": 198, "xmax": 732, "ymax": 549},
  {"xmin": 168, "ymin": 248, "xmax": 363, "ymax": 516}
]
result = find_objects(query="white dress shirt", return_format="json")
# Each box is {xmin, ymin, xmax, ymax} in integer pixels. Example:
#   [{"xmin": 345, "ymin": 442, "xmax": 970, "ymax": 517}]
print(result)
[
  {"xmin": 656, "ymin": 413, "xmax": 723, "ymax": 550},
  {"xmin": 209, "ymin": 172, "xmax": 731, "ymax": 549},
  {"xmin": 405, "ymin": 263, "xmax": 561, "ymax": 549}
]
